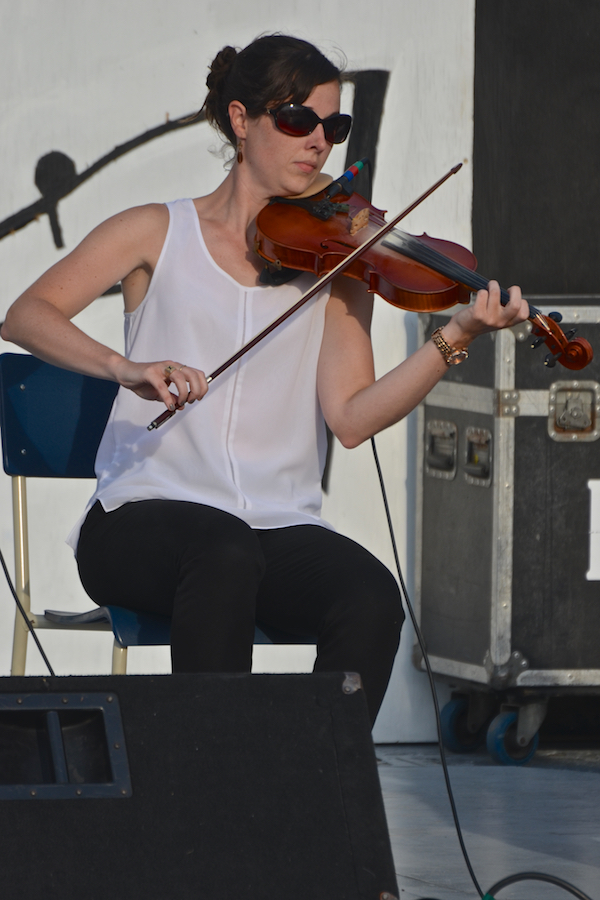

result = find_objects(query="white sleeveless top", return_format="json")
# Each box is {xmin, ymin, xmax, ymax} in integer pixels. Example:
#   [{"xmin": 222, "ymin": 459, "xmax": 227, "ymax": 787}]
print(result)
[{"xmin": 68, "ymin": 198, "xmax": 331, "ymax": 550}]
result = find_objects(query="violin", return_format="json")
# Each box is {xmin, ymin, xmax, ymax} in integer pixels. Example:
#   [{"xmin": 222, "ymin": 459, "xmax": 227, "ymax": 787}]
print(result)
[
  {"xmin": 148, "ymin": 164, "xmax": 592, "ymax": 430},
  {"xmin": 255, "ymin": 173, "xmax": 593, "ymax": 372}
]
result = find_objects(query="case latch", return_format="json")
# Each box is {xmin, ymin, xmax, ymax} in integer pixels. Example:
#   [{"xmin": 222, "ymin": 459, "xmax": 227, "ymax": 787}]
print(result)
[{"xmin": 548, "ymin": 381, "xmax": 600, "ymax": 441}]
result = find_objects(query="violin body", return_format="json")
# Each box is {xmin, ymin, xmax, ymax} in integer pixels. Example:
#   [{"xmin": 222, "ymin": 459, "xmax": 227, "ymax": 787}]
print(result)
[
  {"xmin": 255, "ymin": 190, "xmax": 477, "ymax": 312},
  {"xmin": 255, "ymin": 184, "xmax": 593, "ymax": 371}
]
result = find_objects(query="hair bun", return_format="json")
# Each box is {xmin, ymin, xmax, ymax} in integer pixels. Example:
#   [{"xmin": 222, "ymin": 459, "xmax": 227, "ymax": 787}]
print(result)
[{"xmin": 206, "ymin": 46, "xmax": 238, "ymax": 93}]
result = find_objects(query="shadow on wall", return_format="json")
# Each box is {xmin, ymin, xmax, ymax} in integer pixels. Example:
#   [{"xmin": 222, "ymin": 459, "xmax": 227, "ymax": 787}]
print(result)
[{"xmin": 0, "ymin": 70, "xmax": 389, "ymax": 258}]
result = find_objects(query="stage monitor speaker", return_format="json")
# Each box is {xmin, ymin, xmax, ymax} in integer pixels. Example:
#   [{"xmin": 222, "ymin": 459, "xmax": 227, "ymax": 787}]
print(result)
[{"xmin": 0, "ymin": 672, "xmax": 398, "ymax": 900}]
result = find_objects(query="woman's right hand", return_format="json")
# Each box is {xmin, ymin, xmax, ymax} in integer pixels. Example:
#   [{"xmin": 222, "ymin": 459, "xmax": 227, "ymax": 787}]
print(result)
[{"xmin": 114, "ymin": 359, "xmax": 210, "ymax": 410}]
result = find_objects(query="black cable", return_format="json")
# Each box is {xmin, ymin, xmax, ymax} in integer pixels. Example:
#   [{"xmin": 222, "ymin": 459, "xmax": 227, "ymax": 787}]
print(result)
[
  {"xmin": 486, "ymin": 871, "xmax": 594, "ymax": 900},
  {"xmin": 0, "ymin": 544, "xmax": 55, "ymax": 676},
  {"xmin": 365, "ymin": 158, "xmax": 373, "ymax": 199},
  {"xmin": 370, "ymin": 435, "xmax": 485, "ymax": 898},
  {"xmin": 370, "ymin": 436, "xmax": 596, "ymax": 900}
]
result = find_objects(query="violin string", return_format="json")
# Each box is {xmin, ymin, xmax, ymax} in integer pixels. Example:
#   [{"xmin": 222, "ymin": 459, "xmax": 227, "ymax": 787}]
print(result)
[
  {"xmin": 389, "ymin": 233, "xmax": 591, "ymax": 365},
  {"xmin": 385, "ymin": 229, "xmax": 552, "ymax": 327},
  {"xmin": 386, "ymin": 229, "xmax": 510, "ymax": 303},
  {"xmin": 390, "ymin": 232, "xmax": 582, "ymax": 352}
]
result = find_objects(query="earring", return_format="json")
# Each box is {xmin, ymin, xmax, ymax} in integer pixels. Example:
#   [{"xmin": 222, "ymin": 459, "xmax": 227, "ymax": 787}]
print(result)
[{"xmin": 237, "ymin": 141, "xmax": 243, "ymax": 164}]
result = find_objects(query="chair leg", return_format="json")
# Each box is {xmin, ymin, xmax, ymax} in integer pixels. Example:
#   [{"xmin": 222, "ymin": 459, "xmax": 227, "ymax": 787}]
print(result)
[
  {"xmin": 11, "ymin": 620, "xmax": 29, "ymax": 676},
  {"xmin": 11, "ymin": 476, "xmax": 31, "ymax": 676},
  {"xmin": 111, "ymin": 641, "xmax": 128, "ymax": 675}
]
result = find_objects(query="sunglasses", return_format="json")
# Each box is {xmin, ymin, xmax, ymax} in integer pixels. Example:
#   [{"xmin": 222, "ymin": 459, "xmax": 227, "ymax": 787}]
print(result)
[{"xmin": 267, "ymin": 103, "xmax": 352, "ymax": 144}]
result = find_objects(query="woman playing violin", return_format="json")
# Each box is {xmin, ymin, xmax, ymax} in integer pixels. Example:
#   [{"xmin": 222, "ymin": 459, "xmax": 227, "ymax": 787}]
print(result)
[{"xmin": 1, "ymin": 34, "xmax": 529, "ymax": 725}]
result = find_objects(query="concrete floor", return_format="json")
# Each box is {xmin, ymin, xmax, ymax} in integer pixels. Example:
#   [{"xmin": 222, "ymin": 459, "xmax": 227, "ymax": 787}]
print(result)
[{"xmin": 376, "ymin": 744, "xmax": 600, "ymax": 900}]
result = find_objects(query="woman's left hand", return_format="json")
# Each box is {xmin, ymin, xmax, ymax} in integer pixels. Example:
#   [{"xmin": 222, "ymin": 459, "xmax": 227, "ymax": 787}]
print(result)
[
  {"xmin": 443, "ymin": 280, "xmax": 529, "ymax": 349},
  {"xmin": 318, "ymin": 277, "xmax": 530, "ymax": 449}
]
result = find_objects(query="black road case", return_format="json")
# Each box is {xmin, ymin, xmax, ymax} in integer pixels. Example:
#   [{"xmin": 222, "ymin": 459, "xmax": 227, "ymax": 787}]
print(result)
[{"xmin": 416, "ymin": 301, "xmax": 600, "ymax": 763}]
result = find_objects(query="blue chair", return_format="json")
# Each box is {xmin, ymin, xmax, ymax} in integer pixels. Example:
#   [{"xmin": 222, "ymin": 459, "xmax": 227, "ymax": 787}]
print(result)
[{"xmin": 0, "ymin": 353, "xmax": 313, "ymax": 675}]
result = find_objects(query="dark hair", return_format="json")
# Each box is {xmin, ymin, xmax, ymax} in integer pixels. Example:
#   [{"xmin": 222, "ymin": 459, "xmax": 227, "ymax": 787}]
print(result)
[{"xmin": 203, "ymin": 34, "xmax": 344, "ymax": 147}]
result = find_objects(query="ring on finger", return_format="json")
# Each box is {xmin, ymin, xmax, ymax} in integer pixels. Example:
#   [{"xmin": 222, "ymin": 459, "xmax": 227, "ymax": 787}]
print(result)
[{"xmin": 164, "ymin": 365, "xmax": 176, "ymax": 375}]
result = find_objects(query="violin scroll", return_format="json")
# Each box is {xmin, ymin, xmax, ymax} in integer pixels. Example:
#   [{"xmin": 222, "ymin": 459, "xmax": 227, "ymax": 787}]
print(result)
[{"xmin": 529, "ymin": 310, "xmax": 593, "ymax": 371}]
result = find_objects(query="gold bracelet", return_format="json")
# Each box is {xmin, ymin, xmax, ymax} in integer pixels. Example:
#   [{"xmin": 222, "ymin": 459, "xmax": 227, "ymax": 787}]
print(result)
[{"xmin": 431, "ymin": 327, "xmax": 469, "ymax": 366}]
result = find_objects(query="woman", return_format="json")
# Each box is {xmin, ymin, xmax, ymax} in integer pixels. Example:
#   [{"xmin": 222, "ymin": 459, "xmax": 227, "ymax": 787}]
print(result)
[{"xmin": 1, "ymin": 35, "xmax": 528, "ymax": 724}]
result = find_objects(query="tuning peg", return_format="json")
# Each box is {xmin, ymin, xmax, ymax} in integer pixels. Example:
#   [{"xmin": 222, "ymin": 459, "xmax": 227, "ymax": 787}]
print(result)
[
  {"xmin": 564, "ymin": 328, "xmax": 577, "ymax": 340},
  {"xmin": 530, "ymin": 334, "xmax": 546, "ymax": 349},
  {"xmin": 544, "ymin": 351, "xmax": 561, "ymax": 367},
  {"xmin": 548, "ymin": 311, "xmax": 563, "ymax": 323}
]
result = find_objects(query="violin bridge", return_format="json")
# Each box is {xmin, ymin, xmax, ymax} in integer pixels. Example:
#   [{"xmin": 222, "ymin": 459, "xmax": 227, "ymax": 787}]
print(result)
[{"xmin": 349, "ymin": 207, "xmax": 369, "ymax": 235}]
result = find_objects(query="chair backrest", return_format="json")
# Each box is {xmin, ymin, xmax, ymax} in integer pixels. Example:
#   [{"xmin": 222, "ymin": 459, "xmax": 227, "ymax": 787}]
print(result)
[
  {"xmin": 0, "ymin": 353, "xmax": 121, "ymax": 674},
  {"xmin": 0, "ymin": 353, "xmax": 118, "ymax": 478}
]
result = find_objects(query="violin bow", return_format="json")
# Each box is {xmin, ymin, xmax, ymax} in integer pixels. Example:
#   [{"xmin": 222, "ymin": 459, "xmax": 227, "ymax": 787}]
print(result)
[{"xmin": 148, "ymin": 163, "xmax": 464, "ymax": 430}]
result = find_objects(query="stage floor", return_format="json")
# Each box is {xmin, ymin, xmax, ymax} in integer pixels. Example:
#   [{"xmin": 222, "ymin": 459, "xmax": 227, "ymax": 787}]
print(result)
[{"xmin": 376, "ymin": 743, "xmax": 600, "ymax": 900}]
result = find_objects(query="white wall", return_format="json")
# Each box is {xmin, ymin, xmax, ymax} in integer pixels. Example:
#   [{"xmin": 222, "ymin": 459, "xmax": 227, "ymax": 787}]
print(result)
[{"xmin": 0, "ymin": 0, "xmax": 475, "ymax": 740}]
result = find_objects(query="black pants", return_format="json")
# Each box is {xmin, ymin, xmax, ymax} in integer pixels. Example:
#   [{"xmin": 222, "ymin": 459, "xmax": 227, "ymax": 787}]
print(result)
[{"xmin": 77, "ymin": 500, "xmax": 404, "ymax": 724}]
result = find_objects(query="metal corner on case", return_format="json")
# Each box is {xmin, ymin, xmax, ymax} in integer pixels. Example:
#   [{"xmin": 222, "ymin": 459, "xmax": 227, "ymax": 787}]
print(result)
[{"xmin": 483, "ymin": 649, "xmax": 529, "ymax": 688}]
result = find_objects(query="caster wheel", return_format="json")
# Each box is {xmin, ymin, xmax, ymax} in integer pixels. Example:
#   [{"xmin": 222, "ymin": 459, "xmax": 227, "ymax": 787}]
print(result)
[
  {"xmin": 440, "ymin": 697, "xmax": 488, "ymax": 753},
  {"xmin": 486, "ymin": 711, "xmax": 539, "ymax": 766}
]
